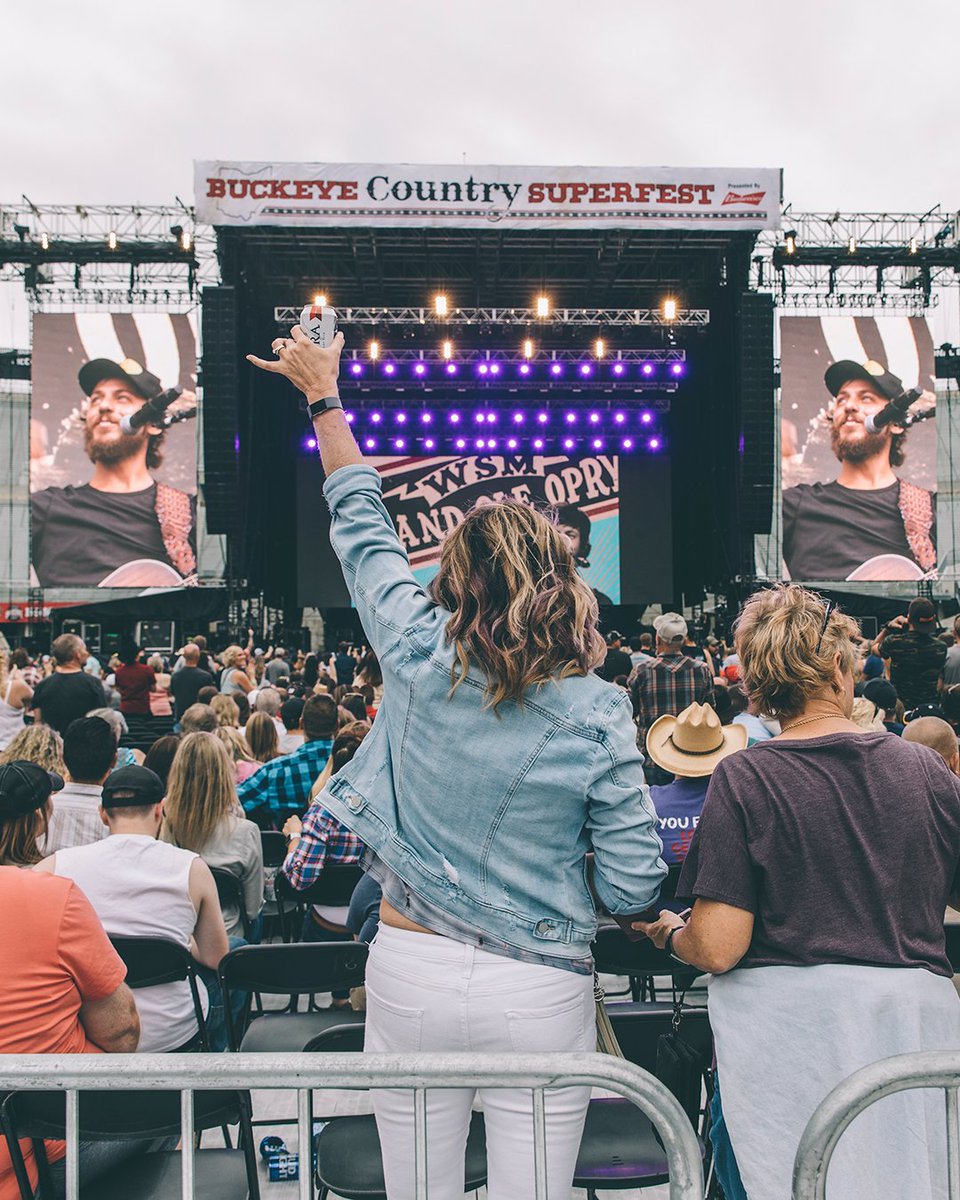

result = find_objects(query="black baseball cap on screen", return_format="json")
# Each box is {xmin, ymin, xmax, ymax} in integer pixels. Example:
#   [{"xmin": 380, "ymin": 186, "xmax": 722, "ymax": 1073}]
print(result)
[
  {"xmin": 824, "ymin": 359, "xmax": 903, "ymax": 404},
  {"xmin": 101, "ymin": 765, "xmax": 164, "ymax": 809},
  {"xmin": 78, "ymin": 357, "xmax": 164, "ymax": 402},
  {"xmin": 0, "ymin": 761, "xmax": 64, "ymax": 819}
]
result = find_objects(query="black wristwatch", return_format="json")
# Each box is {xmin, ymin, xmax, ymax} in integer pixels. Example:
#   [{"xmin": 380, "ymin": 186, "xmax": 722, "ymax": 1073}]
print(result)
[
  {"xmin": 664, "ymin": 926, "xmax": 685, "ymax": 963},
  {"xmin": 307, "ymin": 396, "xmax": 344, "ymax": 420}
]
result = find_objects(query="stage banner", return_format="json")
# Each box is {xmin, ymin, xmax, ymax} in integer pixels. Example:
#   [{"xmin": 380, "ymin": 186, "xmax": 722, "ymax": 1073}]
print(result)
[
  {"xmin": 780, "ymin": 315, "xmax": 937, "ymax": 583},
  {"xmin": 196, "ymin": 162, "xmax": 781, "ymax": 231},
  {"xmin": 30, "ymin": 313, "xmax": 199, "ymax": 590}
]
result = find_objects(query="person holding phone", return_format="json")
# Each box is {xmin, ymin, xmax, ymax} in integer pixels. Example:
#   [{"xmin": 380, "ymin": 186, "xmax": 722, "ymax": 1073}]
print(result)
[{"xmin": 248, "ymin": 324, "xmax": 666, "ymax": 1200}]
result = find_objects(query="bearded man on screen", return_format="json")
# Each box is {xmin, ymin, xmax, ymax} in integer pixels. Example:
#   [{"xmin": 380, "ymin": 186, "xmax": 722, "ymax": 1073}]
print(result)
[
  {"xmin": 31, "ymin": 358, "xmax": 197, "ymax": 588},
  {"xmin": 782, "ymin": 359, "xmax": 936, "ymax": 582}
]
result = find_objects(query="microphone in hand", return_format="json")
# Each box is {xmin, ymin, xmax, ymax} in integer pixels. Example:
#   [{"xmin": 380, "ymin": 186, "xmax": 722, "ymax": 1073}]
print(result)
[
  {"xmin": 864, "ymin": 387, "xmax": 924, "ymax": 434},
  {"xmin": 120, "ymin": 388, "xmax": 182, "ymax": 435}
]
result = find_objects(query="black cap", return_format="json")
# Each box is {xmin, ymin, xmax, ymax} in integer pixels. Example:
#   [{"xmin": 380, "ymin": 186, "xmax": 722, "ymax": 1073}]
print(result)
[
  {"xmin": 78, "ymin": 357, "xmax": 164, "ymax": 402},
  {"xmin": 0, "ymin": 761, "xmax": 64, "ymax": 819},
  {"xmin": 863, "ymin": 678, "xmax": 897, "ymax": 712},
  {"xmin": 824, "ymin": 359, "xmax": 903, "ymax": 404},
  {"xmin": 908, "ymin": 597, "xmax": 938, "ymax": 626},
  {"xmin": 605, "ymin": 630, "xmax": 623, "ymax": 644},
  {"xmin": 101, "ymin": 765, "xmax": 164, "ymax": 809}
]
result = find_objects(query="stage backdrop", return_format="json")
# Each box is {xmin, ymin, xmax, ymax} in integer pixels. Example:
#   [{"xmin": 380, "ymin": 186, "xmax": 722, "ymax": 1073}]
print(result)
[
  {"xmin": 197, "ymin": 162, "xmax": 781, "ymax": 231},
  {"xmin": 298, "ymin": 453, "xmax": 673, "ymax": 608},
  {"xmin": 30, "ymin": 313, "xmax": 199, "ymax": 590},
  {"xmin": 780, "ymin": 315, "xmax": 937, "ymax": 583}
]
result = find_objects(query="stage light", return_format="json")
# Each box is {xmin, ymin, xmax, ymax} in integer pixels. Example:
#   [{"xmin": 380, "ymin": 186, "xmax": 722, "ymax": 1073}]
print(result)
[
  {"xmin": 395, "ymin": 437, "xmax": 406, "ymax": 450},
  {"xmin": 550, "ymin": 362, "xmax": 563, "ymax": 377},
  {"xmin": 369, "ymin": 340, "xmax": 380, "ymax": 360},
  {"xmin": 345, "ymin": 412, "xmax": 355, "ymax": 424},
  {"xmin": 595, "ymin": 338, "xmax": 605, "ymax": 358},
  {"xmin": 455, "ymin": 437, "xmax": 466, "ymax": 450},
  {"xmin": 612, "ymin": 362, "xmax": 625, "ymax": 377},
  {"xmin": 414, "ymin": 362, "xmax": 427, "ymax": 377},
  {"xmin": 614, "ymin": 411, "xmax": 625, "ymax": 424},
  {"xmin": 442, "ymin": 340, "xmax": 453, "ymax": 359},
  {"xmin": 489, "ymin": 362, "xmax": 501, "ymax": 376},
  {"xmin": 486, "ymin": 412, "xmax": 497, "ymax": 424},
  {"xmin": 592, "ymin": 438, "xmax": 603, "ymax": 450},
  {"xmin": 579, "ymin": 363, "xmax": 593, "ymax": 377},
  {"xmin": 450, "ymin": 411, "xmax": 461, "ymax": 424},
  {"xmin": 350, "ymin": 362, "xmax": 363, "ymax": 376},
  {"xmin": 533, "ymin": 437, "xmax": 545, "ymax": 450},
  {"xmin": 371, "ymin": 412, "xmax": 383, "ymax": 424},
  {"xmin": 434, "ymin": 294, "xmax": 448, "ymax": 316},
  {"xmin": 425, "ymin": 437, "xmax": 436, "ymax": 450},
  {"xmin": 513, "ymin": 412, "xmax": 524, "ymax": 424},
  {"xmin": 364, "ymin": 437, "xmax": 377, "ymax": 450},
  {"xmin": 107, "ymin": 231, "xmax": 118, "ymax": 250},
  {"xmin": 565, "ymin": 412, "xmax": 576, "ymax": 424},
  {"xmin": 622, "ymin": 437, "xmax": 634, "ymax": 450},
  {"xmin": 537, "ymin": 411, "xmax": 549, "ymax": 424},
  {"xmin": 179, "ymin": 229, "xmax": 192, "ymax": 251},
  {"xmin": 589, "ymin": 412, "xmax": 600, "ymax": 424},
  {"xmin": 671, "ymin": 362, "xmax": 684, "ymax": 377},
  {"xmin": 475, "ymin": 438, "xmax": 485, "ymax": 450},
  {"xmin": 535, "ymin": 295, "xmax": 550, "ymax": 318},
  {"xmin": 488, "ymin": 438, "xmax": 497, "ymax": 450},
  {"xmin": 648, "ymin": 437, "xmax": 662, "ymax": 451},
  {"xmin": 40, "ymin": 232, "xmax": 50, "ymax": 251},
  {"xmin": 446, "ymin": 362, "xmax": 458, "ymax": 375},
  {"xmin": 421, "ymin": 412, "xmax": 433, "ymax": 424},
  {"xmin": 563, "ymin": 437, "xmax": 575, "ymax": 451},
  {"xmin": 909, "ymin": 237, "xmax": 919, "ymax": 254},
  {"xmin": 523, "ymin": 338, "xmax": 534, "ymax": 359},
  {"xmin": 662, "ymin": 297, "xmax": 677, "ymax": 322},
  {"xmin": 641, "ymin": 363, "xmax": 654, "ymax": 376},
  {"xmin": 478, "ymin": 363, "xmax": 490, "ymax": 377},
  {"xmin": 396, "ymin": 412, "xmax": 407, "ymax": 424},
  {"xmin": 519, "ymin": 363, "xmax": 531, "ymax": 376},
  {"xmin": 314, "ymin": 292, "xmax": 327, "ymax": 307},
  {"xmin": 848, "ymin": 237, "xmax": 857, "ymax": 253},
  {"xmin": 384, "ymin": 362, "xmax": 396, "ymax": 376},
  {"xmin": 784, "ymin": 230, "xmax": 797, "ymax": 256},
  {"xmin": 475, "ymin": 412, "xmax": 486, "ymax": 424},
  {"xmin": 305, "ymin": 437, "xmax": 317, "ymax": 450},
  {"xmin": 507, "ymin": 437, "xmax": 518, "ymax": 450},
  {"xmin": 641, "ymin": 410, "xmax": 653, "ymax": 425}
]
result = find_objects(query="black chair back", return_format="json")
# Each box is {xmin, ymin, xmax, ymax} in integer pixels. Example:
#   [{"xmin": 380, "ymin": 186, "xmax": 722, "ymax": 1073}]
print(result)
[
  {"xmin": 109, "ymin": 936, "xmax": 208, "ymax": 1050},
  {"xmin": 591, "ymin": 926, "xmax": 699, "ymax": 989},
  {"xmin": 210, "ymin": 866, "xmax": 252, "ymax": 939},
  {"xmin": 303, "ymin": 1023, "xmax": 366, "ymax": 1054},
  {"xmin": 276, "ymin": 864, "xmax": 365, "ymax": 909},
  {"xmin": 260, "ymin": 830, "xmax": 288, "ymax": 867},
  {"xmin": 606, "ymin": 1003, "xmax": 713, "ymax": 1074}
]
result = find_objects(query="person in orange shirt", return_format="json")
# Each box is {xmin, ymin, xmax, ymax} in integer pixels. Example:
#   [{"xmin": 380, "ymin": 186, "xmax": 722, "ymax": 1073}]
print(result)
[{"xmin": 0, "ymin": 761, "xmax": 140, "ymax": 1199}]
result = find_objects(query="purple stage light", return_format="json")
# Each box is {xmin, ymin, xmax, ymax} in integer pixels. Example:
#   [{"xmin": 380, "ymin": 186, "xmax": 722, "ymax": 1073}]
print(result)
[
  {"xmin": 421, "ymin": 412, "xmax": 433, "ymax": 424},
  {"xmin": 671, "ymin": 362, "xmax": 684, "ymax": 376},
  {"xmin": 507, "ymin": 437, "xmax": 518, "ymax": 449},
  {"xmin": 449, "ymin": 411, "xmax": 461, "ymax": 424},
  {"xmin": 533, "ymin": 437, "xmax": 545, "ymax": 450},
  {"xmin": 345, "ymin": 412, "xmax": 355, "ymax": 424},
  {"xmin": 565, "ymin": 412, "xmax": 576, "ymax": 424},
  {"xmin": 384, "ymin": 363, "xmax": 396, "ymax": 376},
  {"xmin": 612, "ymin": 362, "xmax": 625, "ymax": 377},
  {"xmin": 488, "ymin": 438, "xmax": 497, "ymax": 449},
  {"xmin": 648, "ymin": 437, "xmax": 662, "ymax": 451},
  {"xmin": 395, "ymin": 437, "xmax": 406, "ymax": 450},
  {"xmin": 614, "ymin": 411, "xmax": 626, "ymax": 424},
  {"xmin": 414, "ymin": 362, "xmax": 427, "ymax": 377},
  {"xmin": 519, "ymin": 363, "xmax": 531, "ymax": 376},
  {"xmin": 478, "ymin": 363, "xmax": 489, "ymax": 376},
  {"xmin": 455, "ymin": 437, "xmax": 466, "ymax": 450},
  {"xmin": 622, "ymin": 437, "xmax": 634, "ymax": 450},
  {"xmin": 489, "ymin": 363, "xmax": 501, "ymax": 376},
  {"xmin": 640, "ymin": 411, "xmax": 653, "ymax": 425},
  {"xmin": 364, "ymin": 437, "xmax": 377, "ymax": 450},
  {"xmin": 425, "ymin": 438, "xmax": 435, "ymax": 450},
  {"xmin": 350, "ymin": 362, "xmax": 363, "ymax": 376},
  {"xmin": 475, "ymin": 438, "xmax": 485, "ymax": 450},
  {"xmin": 537, "ymin": 411, "xmax": 548, "ymax": 424},
  {"xmin": 370, "ymin": 412, "xmax": 382, "ymax": 424},
  {"xmin": 396, "ymin": 412, "xmax": 407, "ymax": 424},
  {"xmin": 589, "ymin": 412, "xmax": 600, "ymax": 424},
  {"xmin": 592, "ymin": 438, "xmax": 603, "ymax": 450},
  {"xmin": 580, "ymin": 363, "xmax": 593, "ymax": 377},
  {"xmin": 305, "ymin": 437, "xmax": 317, "ymax": 450},
  {"xmin": 641, "ymin": 363, "xmax": 654, "ymax": 377},
  {"xmin": 446, "ymin": 362, "xmax": 458, "ymax": 375},
  {"xmin": 475, "ymin": 412, "xmax": 486, "ymax": 424},
  {"xmin": 513, "ymin": 412, "xmax": 524, "ymax": 424},
  {"xmin": 563, "ymin": 437, "xmax": 575, "ymax": 451},
  {"xmin": 486, "ymin": 412, "xmax": 497, "ymax": 424},
  {"xmin": 550, "ymin": 362, "xmax": 563, "ymax": 376}
]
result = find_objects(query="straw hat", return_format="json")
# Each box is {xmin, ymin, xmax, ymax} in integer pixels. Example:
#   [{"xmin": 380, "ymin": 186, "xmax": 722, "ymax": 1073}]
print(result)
[{"xmin": 646, "ymin": 702, "xmax": 747, "ymax": 778}]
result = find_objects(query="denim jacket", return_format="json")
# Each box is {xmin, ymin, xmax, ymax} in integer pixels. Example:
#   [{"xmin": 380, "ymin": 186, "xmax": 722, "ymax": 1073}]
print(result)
[{"xmin": 319, "ymin": 464, "xmax": 667, "ymax": 967}]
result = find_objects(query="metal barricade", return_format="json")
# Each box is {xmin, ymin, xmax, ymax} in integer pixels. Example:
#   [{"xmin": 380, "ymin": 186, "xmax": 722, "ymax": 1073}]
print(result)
[
  {"xmin": 793, "ymin": 1050, "xmax": 960, "ymax": 1199},
  {"xmin": 0, "ymin": 1050, "xmax": 704, "ymax": 1200}
]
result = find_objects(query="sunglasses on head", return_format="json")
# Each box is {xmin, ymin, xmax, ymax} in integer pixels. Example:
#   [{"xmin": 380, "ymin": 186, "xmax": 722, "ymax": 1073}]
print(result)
[{"xmin": 815, "ymin": 598, "xmax": 837, "ymax": 656}]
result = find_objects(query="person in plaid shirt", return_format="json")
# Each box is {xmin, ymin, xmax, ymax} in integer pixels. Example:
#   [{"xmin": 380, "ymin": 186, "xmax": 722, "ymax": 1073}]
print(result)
[
  {"xmin": 237, "ymin": 693, "xmax": 337, "ymax": 826},
  {"xmin": 627, "ymin": 612, "xmax": 716, "ymax": 753}
]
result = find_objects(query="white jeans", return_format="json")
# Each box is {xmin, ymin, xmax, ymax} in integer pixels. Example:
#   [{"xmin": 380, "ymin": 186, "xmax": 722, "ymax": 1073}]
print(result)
[{"xmin": 364, "ymin": 924, "xmax": 595, "ymax": 1200}]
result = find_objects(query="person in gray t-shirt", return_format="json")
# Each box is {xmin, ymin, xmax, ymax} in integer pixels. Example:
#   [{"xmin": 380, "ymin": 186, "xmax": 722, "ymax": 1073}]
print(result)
[{"xmin": 264, "ymin": 651, "xmax": 290, "ymax": 686}]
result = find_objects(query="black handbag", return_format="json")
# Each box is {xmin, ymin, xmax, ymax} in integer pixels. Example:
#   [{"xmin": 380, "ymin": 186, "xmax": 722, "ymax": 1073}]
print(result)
[{"xmin": 655, "ymin": 990, "xmax": 703, "ymax": 1131}]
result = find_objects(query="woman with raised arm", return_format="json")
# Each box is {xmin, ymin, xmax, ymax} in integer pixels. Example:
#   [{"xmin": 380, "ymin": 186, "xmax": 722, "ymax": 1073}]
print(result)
[
  {"xmin": 636, "ymin": 584, "xmax": 960, "ymax": 1200},
  {"xmin": 249, "ymin": 327, "xmax": 666, "ymax": 1200}
]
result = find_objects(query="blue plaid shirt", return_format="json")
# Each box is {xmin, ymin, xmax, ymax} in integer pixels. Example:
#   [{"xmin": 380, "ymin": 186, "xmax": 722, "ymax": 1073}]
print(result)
[{"xmin": 237, "ymin": 738, "xmax": 333, "ymax": 821}]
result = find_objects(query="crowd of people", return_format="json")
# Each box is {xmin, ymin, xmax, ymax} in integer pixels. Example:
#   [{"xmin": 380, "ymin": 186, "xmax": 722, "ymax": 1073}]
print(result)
[{"xmin": 3, "ymin": 323, "xmax": 960, "ymax": 1199}]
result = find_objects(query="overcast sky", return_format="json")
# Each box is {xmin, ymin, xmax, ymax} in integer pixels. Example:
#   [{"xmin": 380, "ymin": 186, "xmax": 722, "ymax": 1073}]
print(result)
[{"xmin": 3, "ymin": 0, "xmax": 959, "ymax": 342}]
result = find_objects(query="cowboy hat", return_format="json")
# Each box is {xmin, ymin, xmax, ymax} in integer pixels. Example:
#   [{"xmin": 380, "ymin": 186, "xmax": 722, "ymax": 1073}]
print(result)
[{"xmin": 646, "ymin": 701, "xmax": 747, "ymax": 778}]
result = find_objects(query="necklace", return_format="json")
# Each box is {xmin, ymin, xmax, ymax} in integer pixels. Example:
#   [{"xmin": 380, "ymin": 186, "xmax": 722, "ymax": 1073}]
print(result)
[{"xmin": 781, "ymin": 713, "xmax": 840, "ymax": 733}]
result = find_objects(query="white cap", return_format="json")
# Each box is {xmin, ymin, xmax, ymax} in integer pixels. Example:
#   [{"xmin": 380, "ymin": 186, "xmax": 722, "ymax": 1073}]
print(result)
[{"xmin": 654, "ymin": 612, "xmax": 688, "ymax": 644}]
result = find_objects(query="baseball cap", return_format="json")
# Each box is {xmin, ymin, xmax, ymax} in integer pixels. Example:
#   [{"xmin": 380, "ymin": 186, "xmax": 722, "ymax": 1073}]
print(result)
[
  {"xmin": 907, "ymin": 597, "xmax": 937, "ymax": 626},
  {"xmin": 862, "ymin": 678, "xmax": 897, "ymax": 712},
  {"xmin": 824, "ymin": 359, "xmax": 903, "ymax": 404},
  {"xmin": 78, "ymin": 357, "xmax": 164, "ymax": 401},
  {"xmin": 101, "ymin": 765, "xmax": 164, "ymax": 810},
  {"xmin": 605, "ymin": 630, "xmax": 623, "ymax": 645},
  {"xmin": 654, "ymin": 612, "xmax": 688, "ymax": 643},
  {"xmin": 0, "ymin": 761, "xmax": 64, "ymax": 819}
]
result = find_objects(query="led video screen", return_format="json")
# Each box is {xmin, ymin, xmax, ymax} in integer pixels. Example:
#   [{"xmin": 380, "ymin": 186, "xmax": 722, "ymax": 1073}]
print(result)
[
  {"xmin": 30, "ymin": 313, "xmax": 199, "ymax": 589},
  {"xmin": 298, "ymin": 451, "xmax": 672, "ymax": 608},
  {"xmin": 780, "ymin": 315, "xmax": 937, "ymax": 582}
]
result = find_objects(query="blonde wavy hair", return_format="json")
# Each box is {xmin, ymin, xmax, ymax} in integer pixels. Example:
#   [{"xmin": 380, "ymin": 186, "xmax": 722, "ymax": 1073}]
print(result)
[
  {"xmin": 245, "ymin": 711, "xmax": 278, "ymax": 764},
  {"xmin": 210, "ymin": 694, "xmax": 240, "ymax": 728},
  {"xmin": 162, "ymin": 732, "xmax": 237, "ymax": 853},
  {"xmin": 429, "ymin": 500, "xmax": 605, "ymax": 713},
  {"xmin": 221, "ymin": 645, "xmax": 246, "ymax": 669},
  {"xmin": 734, "ymin": 585, "xmax": 860, "ymax": 721},
  {"xmin": 0, "ymin": 724, "xmax": 66, "ymax": 775},
  {"xmin": 214, "ymin": 725, "xmax": 256, "ymax": 764}
]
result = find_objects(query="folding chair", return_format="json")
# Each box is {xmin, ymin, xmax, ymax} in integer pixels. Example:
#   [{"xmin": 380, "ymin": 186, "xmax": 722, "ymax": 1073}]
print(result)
[
  {"xmin": 109, "ymin": 936, "xmax": 209, "ymax": 1050},
  {"xmin": 1, "ymin": 1086, "xmax": 259, "ymax": 1200},
  {"xmin": 259, "ymin": 831, "xmax": 288, "ymax": 940},
  {"xmin": 210, "ymin": 867, "xmax": 252, "ymax": 941},
  {"xmin": 275, "ymin": 864, "xmax": 365, "ymax": 943},
  {"xmin": 592, "ymin": 925, "xmax": 700, "ymax": 1002}
]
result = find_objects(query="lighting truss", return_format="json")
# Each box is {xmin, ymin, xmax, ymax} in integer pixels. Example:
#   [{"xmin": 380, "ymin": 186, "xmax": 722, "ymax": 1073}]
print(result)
[
  {"xmin": 339, "ymin": 348, "xmax": 687, "ymax": 364},
  {"xmin": 274, "ymin": 305, "xmax": 710, "ymax": 328}
]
